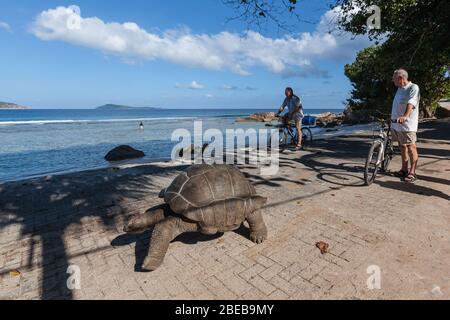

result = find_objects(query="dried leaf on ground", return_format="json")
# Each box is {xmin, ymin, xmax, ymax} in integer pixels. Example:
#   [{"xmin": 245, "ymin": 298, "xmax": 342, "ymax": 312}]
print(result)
[
  {"xmin": 316, "ymin": 241, "xmax": 329, "ymax": 254},
  {"xmin": 9, "ymin": 270, "xmax": 21, "ymax": 277}
]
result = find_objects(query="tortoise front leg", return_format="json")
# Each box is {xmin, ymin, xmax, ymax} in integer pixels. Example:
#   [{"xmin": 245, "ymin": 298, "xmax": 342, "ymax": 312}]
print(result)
[
  {"xmin": 143, "ymin": 216, "xmax": 199, "ymax": 271},
  {"xmin": 246, "ymin": 210, "xmax": 268, "ymax": 244},
  {"xmin": 124, "ymin": 204, "xmax": 170, "ymax": 234}
]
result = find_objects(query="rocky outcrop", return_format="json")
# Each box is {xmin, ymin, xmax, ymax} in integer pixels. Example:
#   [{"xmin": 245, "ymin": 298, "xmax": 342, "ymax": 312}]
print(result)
[
  {"xmin": 315, "ymin": 112, "xmax": 344, "ymax": 128},
  {"xmin": 236, "ymin": 112, "xmax": 277, "ymax": 123},
  {"xmin": 436, "ymin": 100, "xmax": 450, "ymax": 118},
  {"xmin": 105, "ymin": 145, "xmax": 145, "ymax": 162}
]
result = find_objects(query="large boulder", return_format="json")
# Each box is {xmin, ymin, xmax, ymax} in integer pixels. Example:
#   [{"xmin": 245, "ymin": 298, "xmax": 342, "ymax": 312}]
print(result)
[
  {"xmin": 236, "ymin": 112, "xmax": 277, "ymax": 123},
  {"xmin": 105, "ymin": 145, "xmax": 145, "ymax": 162},
  {"xmin": 436, "ymin": 101, "xmax": 450, "ymax": 118}
]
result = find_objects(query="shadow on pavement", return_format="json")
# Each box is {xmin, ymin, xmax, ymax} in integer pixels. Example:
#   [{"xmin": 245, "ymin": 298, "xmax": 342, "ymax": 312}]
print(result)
[
  {"xmin": 0, "ymin": 163, "xmax": 188, "ymax": 299},
  {"xmin": 111, "ymin": 229, "xmax": 224, "ymax": 273},
  {"xmin": 375, "ymin": 180, "xmax": 450, "ymax": 201}
]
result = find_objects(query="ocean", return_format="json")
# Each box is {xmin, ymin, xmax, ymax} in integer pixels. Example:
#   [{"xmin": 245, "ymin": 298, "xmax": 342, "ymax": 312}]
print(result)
[{"xmin": 0, "ymin": 108, "xmax": 342, "ymax": 181}]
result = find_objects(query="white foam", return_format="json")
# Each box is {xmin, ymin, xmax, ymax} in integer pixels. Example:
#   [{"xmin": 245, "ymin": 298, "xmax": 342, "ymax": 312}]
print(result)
[{"xmin": 0, "ymin": 117, "xmax": 198, "ymax": 126}]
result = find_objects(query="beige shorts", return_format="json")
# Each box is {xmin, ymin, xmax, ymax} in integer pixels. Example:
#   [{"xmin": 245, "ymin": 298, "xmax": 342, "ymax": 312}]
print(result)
[{"xmin": 392, "ymin": 130, "xmax": 417, "ymax": 145}]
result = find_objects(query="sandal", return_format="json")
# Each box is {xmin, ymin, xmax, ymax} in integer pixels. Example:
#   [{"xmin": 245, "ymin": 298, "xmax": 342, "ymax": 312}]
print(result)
[
  {"xmin": 296, "ymin": 144, "xmax": 303, "ymax": 150},
  {"xmin": 394, "ymin": 170, "xmax": 408, "ymax": 178},
  {"xmin": 404, "ymin": 173, "xmax": 417, "ymax": 184}
]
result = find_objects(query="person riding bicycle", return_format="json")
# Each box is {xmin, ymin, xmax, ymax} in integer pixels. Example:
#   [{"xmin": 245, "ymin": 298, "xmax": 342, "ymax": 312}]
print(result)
[{"xmin": 276, "ymin": 87, "xmax": 304, "ymax": 149}]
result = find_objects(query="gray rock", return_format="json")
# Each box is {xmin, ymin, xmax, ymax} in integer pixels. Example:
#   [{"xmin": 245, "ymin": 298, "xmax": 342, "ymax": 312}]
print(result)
[
  {"xmin": 236, "ymin": 112, "xmax": 277, "ymax": 123},
  {"xmin": 105, "ymin": 145, "xmax": 145, "ymax": 162}
]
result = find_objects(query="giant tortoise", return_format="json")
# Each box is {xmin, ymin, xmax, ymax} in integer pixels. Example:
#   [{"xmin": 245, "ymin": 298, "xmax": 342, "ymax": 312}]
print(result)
[{"xmin": 124, "ymin": 164, "xmax": 268, "ymax": 271}]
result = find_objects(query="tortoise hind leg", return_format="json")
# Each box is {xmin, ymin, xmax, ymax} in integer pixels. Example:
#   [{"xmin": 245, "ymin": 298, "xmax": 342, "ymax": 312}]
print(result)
[
  {"xmin": 124, "ymin": 204, "xmax": 170, "ymax": 234},
  {"xmin": 199, "ymin": 223, "xmax": 219, "ymax": 235},
  {"xmin": 143, "ymin": 216, "xmax": 198, "ymax": 271},
  {"xmin": 246, "ymin": 210, "xmax": 268, "ymax": 244}
]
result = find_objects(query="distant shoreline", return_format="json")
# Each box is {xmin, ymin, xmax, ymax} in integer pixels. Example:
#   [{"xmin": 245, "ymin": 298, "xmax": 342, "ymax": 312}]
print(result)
[
  {"xmin": 0, "ymin": 102, "xmax": 31, "ymax": 110},
  {"xmin": 1, "ymin": 107, "xmax": 344, "ymax": 111},
  {"xmin": 96, "ymin": 104, "xmax": 160, "ymax": 111}
]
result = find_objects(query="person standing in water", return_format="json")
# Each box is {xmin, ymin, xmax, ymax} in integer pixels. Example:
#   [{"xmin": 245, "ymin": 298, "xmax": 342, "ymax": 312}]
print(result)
[{"xmin": 139, "ymin": 122, "xmax": 144, "ymax": 130}]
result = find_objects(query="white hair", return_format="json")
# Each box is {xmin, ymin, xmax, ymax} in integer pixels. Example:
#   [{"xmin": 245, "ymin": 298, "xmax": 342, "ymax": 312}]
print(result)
[{"xmin": 394, "ymin": 69, "xmax": 409, "ymax": 80}]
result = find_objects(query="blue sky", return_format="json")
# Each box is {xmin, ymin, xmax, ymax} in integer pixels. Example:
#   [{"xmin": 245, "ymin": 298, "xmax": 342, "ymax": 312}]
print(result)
[{"xmin": 0, "ymin": 0, "xmax": 371, "ymax": 109}]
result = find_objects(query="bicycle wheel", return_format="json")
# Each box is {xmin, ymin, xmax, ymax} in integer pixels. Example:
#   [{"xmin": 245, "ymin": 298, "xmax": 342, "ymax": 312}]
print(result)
[
  {"xmin": 364, "ymin": 140, "xmax": 383, "ymax": 186},
  {"xmin": 270, "ymin": 130, "xmax": 289, "ymax": 152},
  {"xmin": 381, "ymin": 138, "xmax": 394, "ymax": 172},
  {"xmin": 301, "ymin": 127, "xmax": 313, "ymax": 149}
]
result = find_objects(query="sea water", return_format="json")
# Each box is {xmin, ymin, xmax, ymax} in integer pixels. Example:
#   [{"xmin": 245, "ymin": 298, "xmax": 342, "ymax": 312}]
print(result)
[{"xmin": 0, "ymin": 108, "xmax": 341, "ymax": 181}]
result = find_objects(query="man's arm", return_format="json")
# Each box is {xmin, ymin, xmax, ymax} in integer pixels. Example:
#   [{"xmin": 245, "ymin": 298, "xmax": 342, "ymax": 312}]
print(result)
[
  {"xmin": 397, "ymin": 85, "xmax": 419, "ymax": 124},
  {"xmin": 397, "ymin": 104, "xmax": 414, "ymax": 124},
  {"xmin": 277, "ymin": 98, "xmax": 287, "ymax": 115}
]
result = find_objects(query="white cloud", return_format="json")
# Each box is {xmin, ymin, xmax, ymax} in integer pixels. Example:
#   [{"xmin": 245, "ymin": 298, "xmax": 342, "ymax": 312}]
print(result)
[
  {"xmin": 175, "ymin": 81, "xmax": 204, "ymax": 90},
  {"xmin": 30, "ymin": 5, "xmax": 371, "ymax": 77},
  {"xmin": 204, "ymin": 94, "xmax": 214, "ymax": 98},
  {"xmin": 222, "ymin": 84, "xmax": 258, "ymax": 91},
  {"xmin": 0, "ymin": 21, "xmax": 12, "ymax": 33},
  {"xmin": 189, "ymin": 81, "xmax": 204, "ymax": 90},
  {"xmin": 222, "ymin": 85, "xmax": 238, "ymax": 90}
]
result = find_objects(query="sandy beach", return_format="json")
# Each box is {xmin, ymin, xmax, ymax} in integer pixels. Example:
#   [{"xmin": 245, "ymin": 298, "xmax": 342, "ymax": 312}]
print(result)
[{"xmin": 0, "ymin": 118, "xmax": 449, "ymax": 300}]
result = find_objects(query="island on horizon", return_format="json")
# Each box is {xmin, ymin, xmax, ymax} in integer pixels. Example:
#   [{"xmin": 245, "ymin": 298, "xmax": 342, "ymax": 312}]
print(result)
[
  {"xmin": 0, "ymin": 102, "xmax": 31, "ymax": 110},
  {"xmin": 96, "ymin": 104, "xmax": 159, "ymax": 111}
]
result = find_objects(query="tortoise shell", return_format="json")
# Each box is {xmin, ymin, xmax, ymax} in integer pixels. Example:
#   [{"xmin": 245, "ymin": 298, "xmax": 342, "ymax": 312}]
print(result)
[{"xmin": 162, "ymin": 164, "xmax": 257, "ymax": 215}]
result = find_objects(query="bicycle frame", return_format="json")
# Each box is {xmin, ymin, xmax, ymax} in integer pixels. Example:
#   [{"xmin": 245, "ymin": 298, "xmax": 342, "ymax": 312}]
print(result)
[
  {"xmin": 374, "ymin": 121, "xmax": 392, "ymax": 166},
  {"xmin": 364, "ymin": 117, "xmax": 396, "ymax": 186},
  {"xmin": 375, "ymin": 138, "xmax": 386, "ymax": 166},
  {"xmin": 275, "ymin": 118, "xmax": 299, "ymax": 140},
  {"xmin": 271, "ymin": 115, "xmax": 314, "ymax": 151}
]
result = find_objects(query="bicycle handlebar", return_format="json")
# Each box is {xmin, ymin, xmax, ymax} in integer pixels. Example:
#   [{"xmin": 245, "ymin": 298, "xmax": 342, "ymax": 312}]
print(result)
[{"xmin": 373, "ymin": 110, "xmax": 403, "ymax": 124}]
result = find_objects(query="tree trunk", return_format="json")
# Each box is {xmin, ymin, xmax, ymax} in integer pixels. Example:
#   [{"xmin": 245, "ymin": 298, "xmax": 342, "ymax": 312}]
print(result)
[{"xmin": 421, "ymin": 104, "xmax": 434, "ymax": 119}]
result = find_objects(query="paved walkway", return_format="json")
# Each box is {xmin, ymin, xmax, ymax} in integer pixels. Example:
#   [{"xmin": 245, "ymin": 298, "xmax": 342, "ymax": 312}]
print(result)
[{"xmin": 0, "ymin": 119, "xmax": 449, "ymax": 300}]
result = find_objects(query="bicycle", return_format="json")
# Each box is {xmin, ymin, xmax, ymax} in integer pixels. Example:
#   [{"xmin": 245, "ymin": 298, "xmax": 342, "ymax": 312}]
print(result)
[
  {"xmin": 270, "ymin": 115, "xmax": 313, "ymax": 152},
  {"xmin": 364, "ymin": 118, "xmax": 396, "ymax": 186}
]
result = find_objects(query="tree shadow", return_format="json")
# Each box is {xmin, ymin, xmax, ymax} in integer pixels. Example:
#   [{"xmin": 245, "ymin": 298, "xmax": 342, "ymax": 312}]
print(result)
[
  {"xmin": 375, "ymin": 180, "xmax": 450, "ymax": 201},
  {"xmin": 111, "ymin": 225, "xmax": 225, "ymax": 272},
  {"xmin": 0, "ymin": 163, "xmax": 188, "ymax": 299},
  {"xmin": 417, "ymin": 146, "xmax": 450, "ymax": 158},
  {"xmin": 242, "ymin": 171, "xmax": 308, "ymax": 188},
  {"xmin": 417, "ymin": 119, "xmax": 450, "ymax": 142},
  {"xmin": 297, "ymin": 136, "xmax": 373, "ymax": 187},
  {"xmin": 414, "ymin": 174, "xmax": 450, "ymax": 187}
]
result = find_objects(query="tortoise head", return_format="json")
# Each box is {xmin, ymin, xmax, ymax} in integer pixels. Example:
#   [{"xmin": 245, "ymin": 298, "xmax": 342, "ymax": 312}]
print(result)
[{"xmin": 158, "ymin": 188, "xmax": 166, "ymax": 199}]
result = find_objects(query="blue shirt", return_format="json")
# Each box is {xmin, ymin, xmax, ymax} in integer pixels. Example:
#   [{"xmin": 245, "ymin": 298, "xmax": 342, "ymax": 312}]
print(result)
[{"xmin": 282, "ymin": 95, "xmax": 304, "ymax": 120}]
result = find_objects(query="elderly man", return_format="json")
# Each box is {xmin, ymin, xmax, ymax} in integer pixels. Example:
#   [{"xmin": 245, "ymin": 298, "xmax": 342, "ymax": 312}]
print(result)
[
  {"xmin": 277, "ymin": 87, "xmax": 304, "ymax": 149},
  {"xmin": 391, "ymin": 69, "xmax": 421, "ymax": 183}
]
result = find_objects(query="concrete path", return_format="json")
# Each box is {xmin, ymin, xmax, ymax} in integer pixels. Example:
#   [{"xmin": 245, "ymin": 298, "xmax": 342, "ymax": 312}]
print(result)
[{"xmin": 0, "ymin": 119, "xmax": 449, "ymax": 300}]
